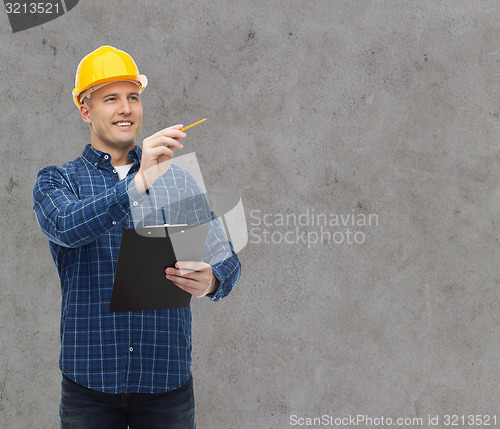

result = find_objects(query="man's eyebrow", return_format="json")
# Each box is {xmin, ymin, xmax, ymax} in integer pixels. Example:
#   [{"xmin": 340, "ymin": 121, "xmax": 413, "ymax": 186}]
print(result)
[{"xmin": 101, "ymin": 92, "xmax": 140, "ymax": 98}]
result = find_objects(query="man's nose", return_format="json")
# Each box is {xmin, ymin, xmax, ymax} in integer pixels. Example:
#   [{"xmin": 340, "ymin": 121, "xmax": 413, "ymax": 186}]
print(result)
[{"xmin": 118, "ymin": 98, "xmax": 132, "ymax": 114}]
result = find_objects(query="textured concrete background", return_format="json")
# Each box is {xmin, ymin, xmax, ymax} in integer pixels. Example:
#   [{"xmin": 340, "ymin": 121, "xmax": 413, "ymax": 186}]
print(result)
[{"xmin": 1, "ymin": 0, "xmax": 500, "ymax": 428}]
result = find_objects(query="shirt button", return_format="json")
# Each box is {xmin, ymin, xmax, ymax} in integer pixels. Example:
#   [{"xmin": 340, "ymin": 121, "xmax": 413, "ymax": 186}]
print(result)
[
  {"xmin": 129, "ymin": 347, "xmax": 134, "ymax": 352},
  {"xmin": 112, "ymin": 221, "xmax": 117, "ymax": 225},
  {"xmin": 113, "ymin": 169, "xmax": 117, "ymax": 174},
  {"xmin": 94, "ymin": 162, "xmax": 98, "ymax": 166},
  {"xmin": 104, "ymin": 155, "xmax": 109, "ymax": 160},
  {"xmin": 133, "ymin": 201, "xmax": 138, "ymax": 206}
]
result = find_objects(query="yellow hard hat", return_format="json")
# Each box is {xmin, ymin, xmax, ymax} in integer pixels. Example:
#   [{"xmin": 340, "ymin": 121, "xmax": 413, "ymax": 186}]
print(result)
[{"xmin": 72, "ymin": 46, "xmax": 148, "ymax": 108}]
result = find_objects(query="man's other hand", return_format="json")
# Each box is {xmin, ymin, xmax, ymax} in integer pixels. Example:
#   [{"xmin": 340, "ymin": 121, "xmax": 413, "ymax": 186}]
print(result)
[{"xmin": 165, "ymin": 262, "xmax": 220, "ymax": 298}]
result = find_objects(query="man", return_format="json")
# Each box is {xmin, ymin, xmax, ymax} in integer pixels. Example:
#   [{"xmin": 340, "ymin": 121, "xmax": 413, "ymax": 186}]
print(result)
[{"xmin": 32, "ymin": 46, "xmax": 241, "ymax": 428}]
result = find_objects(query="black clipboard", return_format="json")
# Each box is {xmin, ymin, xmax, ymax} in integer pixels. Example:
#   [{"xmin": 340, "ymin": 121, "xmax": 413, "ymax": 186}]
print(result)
[{"xmin": 110, "ymin": 224, "xmax": 209, "ymax": 312}]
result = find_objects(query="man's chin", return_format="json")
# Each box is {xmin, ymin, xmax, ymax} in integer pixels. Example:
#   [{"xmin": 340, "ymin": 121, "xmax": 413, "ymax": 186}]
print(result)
[
  {"xmin": 114, "ymin": 131, "xmax": 140, "ymax": 147},
  {"xmin": 112, "ymin": 133, "xmax": 138, "ymax": 147},
  {"xmin": 117, "ymin": 141, "xmax": 136, "ymax": 150}
]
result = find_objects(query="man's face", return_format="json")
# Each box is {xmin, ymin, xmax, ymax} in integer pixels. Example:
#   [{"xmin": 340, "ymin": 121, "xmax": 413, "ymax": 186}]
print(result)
[{"xmin": 80, "ymin": 81, "xmax": 143, "ymax": 152}]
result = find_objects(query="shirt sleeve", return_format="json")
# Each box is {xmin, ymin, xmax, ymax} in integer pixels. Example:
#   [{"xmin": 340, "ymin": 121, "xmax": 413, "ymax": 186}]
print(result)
[
  {"xmin": 32, "ymin": 165, "xmax": 144, "ymax": 248},
  {"xmin": 208, "ymin": 234, "xmax": 242, "ymax": 301},
  {"xmin": 183, "ymin": 173, "xmax": 242, "ymax": 301}
]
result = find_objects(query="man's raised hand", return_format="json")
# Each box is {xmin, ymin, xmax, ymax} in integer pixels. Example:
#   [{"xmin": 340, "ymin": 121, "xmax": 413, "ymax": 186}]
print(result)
[{"xmin": 135, "ymin": 124, "xmax": 186, "ymax": 193}]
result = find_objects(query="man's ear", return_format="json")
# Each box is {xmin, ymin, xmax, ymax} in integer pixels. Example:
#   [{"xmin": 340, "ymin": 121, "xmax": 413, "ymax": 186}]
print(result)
[{"xmin": 80, "ymin": 103, "xmax": 92, "ymax": 124}]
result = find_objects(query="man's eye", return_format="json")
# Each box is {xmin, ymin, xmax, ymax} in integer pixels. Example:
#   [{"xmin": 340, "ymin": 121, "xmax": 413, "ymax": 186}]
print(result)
[
  {"xmin": 129, "ymin": 96, "xmax": 139, "ymax": 101},
  {"xmin": 105, "ymin": 97, "xmax": 116, "ymax": 102}
]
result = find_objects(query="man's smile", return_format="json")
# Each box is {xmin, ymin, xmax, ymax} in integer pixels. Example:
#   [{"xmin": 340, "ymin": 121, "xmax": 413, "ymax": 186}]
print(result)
[{"xmin": 113, "ymin": 121, "xmax": 133, "ymax": 129}]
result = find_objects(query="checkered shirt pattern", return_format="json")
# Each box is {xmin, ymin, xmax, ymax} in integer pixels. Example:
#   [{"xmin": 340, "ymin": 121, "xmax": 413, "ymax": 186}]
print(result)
[{"xmin": 32, "ymin": 144, "xmax": 241, "ymax": 394}]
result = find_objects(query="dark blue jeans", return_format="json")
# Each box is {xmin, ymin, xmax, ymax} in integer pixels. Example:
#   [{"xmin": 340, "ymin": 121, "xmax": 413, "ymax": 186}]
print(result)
[{"xmin": 60, "ymin": 374, "xmax": 195, "ymax": 429}]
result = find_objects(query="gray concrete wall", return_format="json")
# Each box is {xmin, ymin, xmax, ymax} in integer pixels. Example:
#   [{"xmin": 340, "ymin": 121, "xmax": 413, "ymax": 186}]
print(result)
[{"xmin": 1, "ymin": 0, "xmax": 500, "ymax": 427}]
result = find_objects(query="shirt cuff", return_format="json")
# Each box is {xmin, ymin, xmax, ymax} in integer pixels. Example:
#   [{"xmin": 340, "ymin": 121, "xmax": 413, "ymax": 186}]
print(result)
[
  {"xmin": 206, "ymin": 265, "xmax": 226, "ymax": 302},
  {"xmin": 125, "ymin": 173, "xmax": 147, "ymax": 206}
]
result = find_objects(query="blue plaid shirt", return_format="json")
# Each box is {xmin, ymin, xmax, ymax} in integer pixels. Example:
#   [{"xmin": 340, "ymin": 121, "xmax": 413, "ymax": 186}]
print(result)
[{"xmin": 32, "ymin": 144, "xmax": 241, "ymax": 394}]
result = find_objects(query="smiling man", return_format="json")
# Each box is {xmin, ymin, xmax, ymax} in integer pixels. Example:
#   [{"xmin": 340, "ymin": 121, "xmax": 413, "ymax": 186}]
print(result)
[{"xmin": 32, "ymin": 46, "xmax": 241, "ymax": 429}]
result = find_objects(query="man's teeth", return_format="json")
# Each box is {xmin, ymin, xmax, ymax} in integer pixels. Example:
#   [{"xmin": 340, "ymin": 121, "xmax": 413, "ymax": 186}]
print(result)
[{"xmin": 115, "ymin": 122, "xmax": 132, "ymax": 126}]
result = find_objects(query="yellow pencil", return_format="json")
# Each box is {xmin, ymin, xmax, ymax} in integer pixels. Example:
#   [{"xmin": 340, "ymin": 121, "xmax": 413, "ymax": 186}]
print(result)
[{"xmin": 181, "ymin": 118, "xmax": 207, "ymax": 132}]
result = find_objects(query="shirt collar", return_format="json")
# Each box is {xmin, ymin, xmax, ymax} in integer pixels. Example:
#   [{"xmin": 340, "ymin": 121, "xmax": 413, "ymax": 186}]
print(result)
[{"xmin": 82, "ymin": 144, "xmax": 142, "ymax": 169}]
